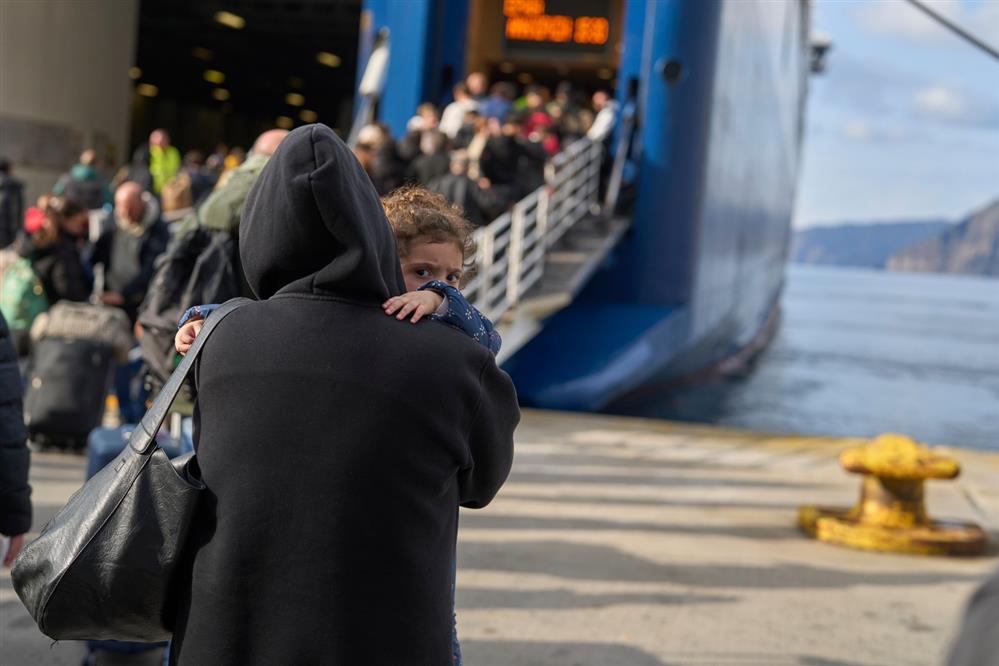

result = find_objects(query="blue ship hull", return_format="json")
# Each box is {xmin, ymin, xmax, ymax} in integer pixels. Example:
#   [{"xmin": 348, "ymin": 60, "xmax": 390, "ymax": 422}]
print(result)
[
  {"xmin": 504, "ymin": 0, "xmax": 810, "ymax": 411},
  {"xmin": 361, "ymin": 0, "xmax": 811, "ymax": 413}
]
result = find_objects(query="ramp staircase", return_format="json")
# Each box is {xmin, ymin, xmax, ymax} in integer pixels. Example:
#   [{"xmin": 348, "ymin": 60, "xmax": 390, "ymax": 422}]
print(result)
[{"xmin": 464, "ymin": 118, "xmax": 633, "ymax": 363}]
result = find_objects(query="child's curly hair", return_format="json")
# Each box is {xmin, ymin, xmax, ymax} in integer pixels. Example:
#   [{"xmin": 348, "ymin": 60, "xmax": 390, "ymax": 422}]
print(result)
[{"xmin": 381, "ymin": 185, "xmax": 476, "ymax": 265}]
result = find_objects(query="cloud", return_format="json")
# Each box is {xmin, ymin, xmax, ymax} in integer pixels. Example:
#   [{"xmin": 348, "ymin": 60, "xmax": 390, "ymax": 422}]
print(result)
[
  {"xmin": 813, "ymin": 54, "xmax": 917, "ymax": 116},
  {"xmin": 838, "ymin": 119, "xmax": 911, "ymax": 142},
  {"xmin": 811, "ymin": 56, "xmax": 999, "ymax": 130},
  {"xmin": 856, "ymin": 0, "xmax": 999, "ymax": 46},
  {"xmin": 913, "ymin": 84, "xmax": 999, "ymax": 127},
  {"xmin": 915, "ymin": 85, "xmax": 965, "ymax": 118},
  {"xmin": 840, "ymin": 119, "xmax": 872, "ymax": 140}
]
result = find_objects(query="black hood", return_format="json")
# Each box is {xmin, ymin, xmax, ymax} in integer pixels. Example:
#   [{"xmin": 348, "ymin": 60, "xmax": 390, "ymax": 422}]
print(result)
[{"xmin": 240, "ymin": 124, "xmax": 405, "ymax": 301}]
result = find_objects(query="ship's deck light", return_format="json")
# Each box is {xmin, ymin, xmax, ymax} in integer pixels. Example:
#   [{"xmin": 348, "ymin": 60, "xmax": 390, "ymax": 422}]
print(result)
[
  {"xmin": 214, "ymin": 11, "xmax": 246, "ymax": 30},
  {"xmin": 317, "ymin": 52, "xmax": 341, "ymax": 68}
]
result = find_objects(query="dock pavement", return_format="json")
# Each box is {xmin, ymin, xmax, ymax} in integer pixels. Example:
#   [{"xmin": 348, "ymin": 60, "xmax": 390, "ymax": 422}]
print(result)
[{"xmin": 3, "ymin": 409, "xmax": 998, "ymax": 665}]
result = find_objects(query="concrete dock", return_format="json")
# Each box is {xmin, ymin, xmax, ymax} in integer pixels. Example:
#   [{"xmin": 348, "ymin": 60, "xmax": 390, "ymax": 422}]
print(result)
[{"xmin": 3, "ymin": 409, "xmax": 998, "ymax": 665}]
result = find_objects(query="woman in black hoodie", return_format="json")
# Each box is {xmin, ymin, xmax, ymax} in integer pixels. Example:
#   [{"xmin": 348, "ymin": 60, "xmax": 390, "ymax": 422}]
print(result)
[{"xmin": 169, "ymin": 124, "xmax": 519, "ymax": 665}]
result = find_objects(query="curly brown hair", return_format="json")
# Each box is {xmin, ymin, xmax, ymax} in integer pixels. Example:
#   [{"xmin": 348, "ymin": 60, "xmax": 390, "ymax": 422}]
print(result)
[{"xmin": 381, "ymin": 185, "xmax": 476, "ymax": 263}]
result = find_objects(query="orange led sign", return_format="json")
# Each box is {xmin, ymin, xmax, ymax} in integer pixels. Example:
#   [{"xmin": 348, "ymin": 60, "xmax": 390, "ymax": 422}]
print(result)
[
  {"xmin": 506, "ymin": 15, "xmax": 574, "ymax": 43},
  {"xmin": 503, "ymin": 0, "xmax": 546, "ymax": 16},
  {"xmin": 502, "ymin": 0, "xmax": 612, "ymax": 50},
  {"xmin": 573, "ymin": 16, "xmax": 610, "ymax": 45}
]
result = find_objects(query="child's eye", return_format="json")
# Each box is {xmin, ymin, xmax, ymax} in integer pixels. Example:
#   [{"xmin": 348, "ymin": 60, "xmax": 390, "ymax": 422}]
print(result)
[
  {"xmin": 446, "ymin": 274, "xmax": 461, "ymax": 284},
  {"xmin": 414, "ymin": 268, "xmax": 430, "ymax": 277}
]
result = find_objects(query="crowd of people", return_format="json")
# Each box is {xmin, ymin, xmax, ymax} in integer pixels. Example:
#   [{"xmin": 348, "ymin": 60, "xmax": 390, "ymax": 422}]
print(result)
[
  {"xmin": 0, "ymin": 70, "xmax": 615, "ymax": 364},
  {"xmin": 0, "ymin": 71, "xmax": 612, "ymax": 627},
  {"xmin": 351, "ymin": 72, "xmax": 616, "ymax": 225}
]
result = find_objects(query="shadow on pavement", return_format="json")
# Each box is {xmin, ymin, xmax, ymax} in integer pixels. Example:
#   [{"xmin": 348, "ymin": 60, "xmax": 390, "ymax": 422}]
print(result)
[
  {"xmin": 460, "ymin": 512, "xmax": 801, "ymax": 540},
  {"xmin": 457, "ymin": 586, "xmax": 738, "ymax": 610},
  {"xmin": 461, "ymin": 639, "xmax": 673, "ymax": 666},
  {"xmin": 459, "ymin": 540, "xmax": 986, "ymax": 588}
]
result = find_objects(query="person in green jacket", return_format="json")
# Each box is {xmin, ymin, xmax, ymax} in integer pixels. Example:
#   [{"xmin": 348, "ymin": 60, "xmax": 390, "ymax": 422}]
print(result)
[
  {"xmin": 148, "ymin": 129, "xmax": 181, "ymax": 196},
  {"xmin": 172, "ymin": 129, "xmax": 288, "ymax": 236}
]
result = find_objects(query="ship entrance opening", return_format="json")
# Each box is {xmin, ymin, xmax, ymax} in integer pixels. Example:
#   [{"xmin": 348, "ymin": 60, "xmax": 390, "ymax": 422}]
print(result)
[
  {"xmin": 465, "ymin": 0, "xmax": 625, "ymax": 96},
  {"xmin": 131, "ymin": 0, "xmax": 362, "ymax": 155}
]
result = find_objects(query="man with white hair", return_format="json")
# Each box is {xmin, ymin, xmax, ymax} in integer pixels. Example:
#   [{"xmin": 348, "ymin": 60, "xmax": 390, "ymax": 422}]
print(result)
[{"xmin": 92, "ymin": 181, "xmax": 168, "ymax": 323}]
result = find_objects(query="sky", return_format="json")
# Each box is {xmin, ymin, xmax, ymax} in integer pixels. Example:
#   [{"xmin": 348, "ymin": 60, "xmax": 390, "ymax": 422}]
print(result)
[{"xmin": 793, "ymin": 0, "xmax": 999, "ymax": 228}]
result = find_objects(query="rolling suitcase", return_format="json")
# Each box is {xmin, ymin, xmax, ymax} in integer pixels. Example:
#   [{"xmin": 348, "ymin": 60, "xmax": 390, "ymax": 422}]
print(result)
[
  {"xmin": 23, "ymin": 302, "xmax": 132, "ymax": 448},
  {"xmin": 24, "ymin": 338, "xmax": 115, "ymax": 447},
  {"xmin": 86, "ymin": 423, "xmax": 192, "ymax": 479}
]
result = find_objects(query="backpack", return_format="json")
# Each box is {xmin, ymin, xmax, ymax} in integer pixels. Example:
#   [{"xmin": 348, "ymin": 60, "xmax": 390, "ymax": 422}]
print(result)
[
  {"xmin": 137, "ymin": 226, "xmax": 241, "ymax": 392},
  {"xmin": 0, "ymin": 255, "xmax": 49, "ymax": 331}
]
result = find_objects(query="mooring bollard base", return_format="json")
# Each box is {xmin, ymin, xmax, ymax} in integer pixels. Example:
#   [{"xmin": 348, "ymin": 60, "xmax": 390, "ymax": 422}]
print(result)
[{"xmin": 798, "ymin": 504, "xmax": 989, "ymax": 556}]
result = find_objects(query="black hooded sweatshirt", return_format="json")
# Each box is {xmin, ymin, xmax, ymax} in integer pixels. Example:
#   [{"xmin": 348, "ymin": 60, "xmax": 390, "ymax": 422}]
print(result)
[{"xmin": 169, "ymin": 125, "xmax": 519, "ymax": 665}]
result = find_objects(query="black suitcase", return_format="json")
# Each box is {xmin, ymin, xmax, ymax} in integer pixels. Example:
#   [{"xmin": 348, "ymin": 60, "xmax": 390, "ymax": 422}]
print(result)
[
  {"xmin": 23, "ymin": 302, "xmax": 132, "ymax": 448},
  {"xmin": 23, "ymin": 337, "xmax": 115, "ymax": 447}
]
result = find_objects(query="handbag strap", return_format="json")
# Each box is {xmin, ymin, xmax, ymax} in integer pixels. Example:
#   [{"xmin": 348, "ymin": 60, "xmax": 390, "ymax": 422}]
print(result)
[{"xmin": 129, "ymin": 298, "xmax": 250, "ymax": 454}]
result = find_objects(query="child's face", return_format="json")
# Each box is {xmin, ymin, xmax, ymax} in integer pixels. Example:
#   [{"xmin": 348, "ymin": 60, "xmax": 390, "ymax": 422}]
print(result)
[{"xmin": 400, "ymin": 240, "xmax": 464, "ymax": 292}]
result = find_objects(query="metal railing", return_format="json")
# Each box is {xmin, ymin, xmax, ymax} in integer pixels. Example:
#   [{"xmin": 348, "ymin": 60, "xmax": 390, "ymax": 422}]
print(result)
[{"xmin": 463, "ymin": 129, "xmax": 609, "ymax": 321}]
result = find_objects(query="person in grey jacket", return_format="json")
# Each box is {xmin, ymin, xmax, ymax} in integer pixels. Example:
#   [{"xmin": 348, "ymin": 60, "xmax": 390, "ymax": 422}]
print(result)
[{"xmin": 0, "ymin": 310, "xmax": 31, "ymax": 566}]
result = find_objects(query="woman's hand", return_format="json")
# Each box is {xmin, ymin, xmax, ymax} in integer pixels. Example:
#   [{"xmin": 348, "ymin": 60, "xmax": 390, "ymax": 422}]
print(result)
[
  {"xmin": 3, "ymin": 534, "xmax": 24, "ymax": 567},
  {"xmin": 175, "ymin": 318, "xmax": 205, "ymax": 355},
  {"xmin": 382, "ymin": 291, "xmax": 444, "ymax": 323}
]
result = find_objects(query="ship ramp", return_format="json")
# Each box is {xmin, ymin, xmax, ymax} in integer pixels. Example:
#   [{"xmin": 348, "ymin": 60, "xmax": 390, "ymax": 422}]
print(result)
[{"xmin": 464, "ymin": 118, "xmax": 634, "ymax": 364}]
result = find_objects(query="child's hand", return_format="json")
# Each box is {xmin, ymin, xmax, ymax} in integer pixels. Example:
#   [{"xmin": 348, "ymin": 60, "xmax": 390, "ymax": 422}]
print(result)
[
  {"xmin": 175, "ymin": 318, "xmax": 205, "ymax": 355},
  {"xmin": 382, "ymin": 290, "xmax": 444, "ymax": 323}
]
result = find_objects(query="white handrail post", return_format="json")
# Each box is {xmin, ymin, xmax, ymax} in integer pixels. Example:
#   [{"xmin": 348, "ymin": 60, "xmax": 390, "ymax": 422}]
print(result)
[
  {"xmin": 506, "ymin": 204, "xmax": 526, "ymax": 308},
  {"xmin": 476, "ymin": 229, "xmax": 494, "ymax": 311},
  {"xmin": 537, "ymin": 186, "xmax": 550, "ymax": 249},
  {"xmin": 589, "ymin": 142, "xmax": 601, "ymax": 210}
]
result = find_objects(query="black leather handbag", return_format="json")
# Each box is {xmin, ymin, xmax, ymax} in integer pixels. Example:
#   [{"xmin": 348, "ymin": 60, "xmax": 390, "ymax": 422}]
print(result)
[{"xmin": 11, "ymin": 298, "xmax": 248, "ymax": 642}]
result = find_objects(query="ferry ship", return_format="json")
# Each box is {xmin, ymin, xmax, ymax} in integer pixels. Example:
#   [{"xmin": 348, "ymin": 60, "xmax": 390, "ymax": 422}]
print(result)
[
  {"xmin": 126, "ymin": 0, "xmax": 815, "ymax": 415},
  {"xmin": 354, "ymin": 0, "xmax": 815, "ymax": 413}
]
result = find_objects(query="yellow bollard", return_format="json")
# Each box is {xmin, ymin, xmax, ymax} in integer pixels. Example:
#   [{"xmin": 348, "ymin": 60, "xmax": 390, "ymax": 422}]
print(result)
[{"xmin": 798, "ymin": 434, "xmax": 988, "ymax": 556}]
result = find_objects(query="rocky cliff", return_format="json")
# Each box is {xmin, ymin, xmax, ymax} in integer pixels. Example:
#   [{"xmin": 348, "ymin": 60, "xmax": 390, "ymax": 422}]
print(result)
[
  {"xmin": 887, "ymin": 199, "xmax": 999, "ymax": 277},
  {"xmin": 791, "ymin": 221, "xmax": 950, "ymax": 268}
]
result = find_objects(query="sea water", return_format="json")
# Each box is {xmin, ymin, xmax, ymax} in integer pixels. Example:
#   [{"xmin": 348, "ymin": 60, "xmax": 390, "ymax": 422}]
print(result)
[{"xmin": 659, "ymin": 264, "xmax": 999, "ymax": 450}]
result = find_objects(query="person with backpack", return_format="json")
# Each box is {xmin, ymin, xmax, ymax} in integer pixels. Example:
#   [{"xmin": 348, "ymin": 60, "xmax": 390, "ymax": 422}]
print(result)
[
  {"xmin": 136, "ymin": 129, "xmax": 288, "ymax": 393},
  {"xmin": 1, "ymin": 195, "xmax": 91, "ymax": 356},
  {"xmin": 19, "ymin": 195, "xmax": 92, "ymax": 303}
]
